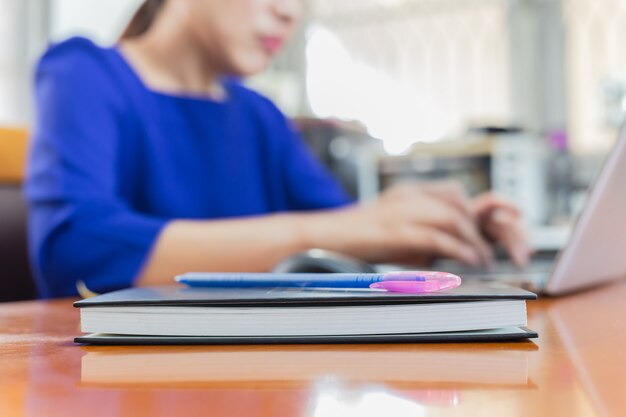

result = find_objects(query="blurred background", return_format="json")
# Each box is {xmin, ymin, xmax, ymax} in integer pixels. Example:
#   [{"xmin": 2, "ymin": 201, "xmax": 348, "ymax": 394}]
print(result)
[{"xmin": 2, "ymin": 0, "xmax": 626, "ymax": 300}]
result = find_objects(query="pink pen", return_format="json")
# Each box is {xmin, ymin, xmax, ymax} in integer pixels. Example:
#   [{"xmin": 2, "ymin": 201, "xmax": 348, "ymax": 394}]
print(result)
[{"xmin": 370, "ymin": 271, "xmax": 462, "ymax": 293}]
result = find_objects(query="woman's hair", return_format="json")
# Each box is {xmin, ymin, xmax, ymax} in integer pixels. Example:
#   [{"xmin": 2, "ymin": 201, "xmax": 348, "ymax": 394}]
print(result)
[{"xmin": 120, "ymin": 0, "xmax": 166, "ymax": 39}]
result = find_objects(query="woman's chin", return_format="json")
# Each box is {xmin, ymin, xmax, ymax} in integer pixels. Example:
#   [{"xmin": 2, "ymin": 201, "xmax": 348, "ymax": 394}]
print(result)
[{"xmin": 232, "ymin": 55, "xmax": 272, "ymax": 77}]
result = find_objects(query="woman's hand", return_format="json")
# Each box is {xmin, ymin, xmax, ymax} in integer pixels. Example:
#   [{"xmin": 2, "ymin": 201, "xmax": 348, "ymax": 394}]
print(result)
[
  {"xmin": 328, "ymin": 181, "xmax": 495, "ymax": 266},
  {"xmin": 311, "ymin": 181, "xmax": 530, "ymax": 268}
]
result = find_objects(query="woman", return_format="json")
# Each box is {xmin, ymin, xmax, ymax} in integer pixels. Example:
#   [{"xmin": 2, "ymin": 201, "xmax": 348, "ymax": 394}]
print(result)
[{"xmin": 26, "ymin": 0, "xmax": 529, "ymax": 298}]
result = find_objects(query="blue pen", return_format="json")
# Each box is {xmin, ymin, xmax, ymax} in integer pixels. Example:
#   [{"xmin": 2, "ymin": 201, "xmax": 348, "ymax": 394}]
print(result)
[{"xmin": 175, "ymin": 271, "xmax": 462, "ymax": 293}]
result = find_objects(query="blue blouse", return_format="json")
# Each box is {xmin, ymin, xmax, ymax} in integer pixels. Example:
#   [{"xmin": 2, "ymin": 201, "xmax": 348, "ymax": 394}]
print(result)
[{"xmin": 26, "ymin": 37, "xmax": 351, "ymax": 298}]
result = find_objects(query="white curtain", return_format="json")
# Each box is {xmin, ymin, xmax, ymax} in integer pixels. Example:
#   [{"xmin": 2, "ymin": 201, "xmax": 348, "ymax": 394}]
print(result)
[
  {"xmin": 307, "ymin": 0, "xmax": 513, "ymax": 152},
  {"xmin": 564, "ymin": 0, "xmax": 626, "ymax": 153}
]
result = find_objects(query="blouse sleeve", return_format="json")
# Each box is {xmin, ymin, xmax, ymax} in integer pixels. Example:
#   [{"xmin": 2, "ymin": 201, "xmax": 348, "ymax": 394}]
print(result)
[
  {"xmin": 254, "ymin": 98, "xmax": 354, "ymax": 211},
  {"xmin": 26, "ymin": 39, "xmax": 167, "ymax": 298},
  {"xmin": 281, "ymin": 121, "xmax": 354, "ymax": 210}
]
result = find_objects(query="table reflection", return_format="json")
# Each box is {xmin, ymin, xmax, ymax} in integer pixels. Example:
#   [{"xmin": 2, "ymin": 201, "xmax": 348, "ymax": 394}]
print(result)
[
  {"xmin": 76, "ymin": 343, "xmax": 535, "ymax": 415},
  {"xmin": 309, "ymin": 383, "xmax": 431, "ymax": 417},
  {"xmin": 546, "ymin": 284, "xmax": 626, "ymax": 417},
  {"xmin": 80, "ymin": 344, "xmax": 534, "ymax": 389}
]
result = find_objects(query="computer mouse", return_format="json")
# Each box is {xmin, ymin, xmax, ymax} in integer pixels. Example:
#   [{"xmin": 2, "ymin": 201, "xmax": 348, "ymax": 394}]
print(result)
[{"xmin": 272, "ymin": 249, "xmax": 376, "ymax": 274}]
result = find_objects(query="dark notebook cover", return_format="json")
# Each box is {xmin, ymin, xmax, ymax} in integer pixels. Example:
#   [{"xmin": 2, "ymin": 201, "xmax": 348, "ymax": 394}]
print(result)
[
  {"xmin": 74, "ymin": 281, "xmax": 537, "ymax": 309},
  {"xmin": 76, "ymin": 327, "xmax": 538, "ymax": 345}
]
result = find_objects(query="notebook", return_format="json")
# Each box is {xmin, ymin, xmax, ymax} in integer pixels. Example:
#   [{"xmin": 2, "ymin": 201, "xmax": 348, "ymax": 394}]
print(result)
[{"xmin": 74, "ymin": 281, "xmax": 537, "ymax": 344}]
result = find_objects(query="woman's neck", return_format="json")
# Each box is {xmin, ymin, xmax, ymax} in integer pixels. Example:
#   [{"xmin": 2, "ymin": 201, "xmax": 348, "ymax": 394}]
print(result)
[{"xmin": 118, "ymin": 8, "xmax": 225, "ymax": 99}]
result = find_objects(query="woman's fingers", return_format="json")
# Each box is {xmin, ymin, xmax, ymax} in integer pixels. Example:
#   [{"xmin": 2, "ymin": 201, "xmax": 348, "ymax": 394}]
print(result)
[
  {"xmin": 419, "ymin": 180, "xmax": 475, "ymax": 219},
  {"xmin": 432, "ymin": 207, "xmax": 494, "ymax": 266},
  {"xmin": 409, "ymin": 226, "xmax": 483, "ymax": 266},
  {"xmin": 409, "ymin": 187, "xmax": 494, "ymax": 266},
  {"xmin": 472, "ymin": 191, "xmax": 531, "ymax": 267},
  {"xmin": 472, "ymin": 191, "xmax": 521, "ymax": 218},
  {"xmin": 395, "ymin": 184, "xmax": 493, "ymax": 265},
  {"xmin": 484, "ymin": 208, "xmax": 531, "ymax": 267}
]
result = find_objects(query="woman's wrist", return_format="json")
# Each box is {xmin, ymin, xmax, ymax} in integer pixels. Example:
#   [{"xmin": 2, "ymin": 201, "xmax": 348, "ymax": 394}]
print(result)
[{"xmin": 290, "ymin": 204, "xmax": 366, "ymax": 257}]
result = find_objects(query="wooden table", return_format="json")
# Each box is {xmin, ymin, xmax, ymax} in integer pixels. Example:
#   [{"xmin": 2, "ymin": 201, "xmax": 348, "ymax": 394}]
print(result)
[{"xmin": 2, "ymin": 281, "xmax": 626, "ymax": 417}]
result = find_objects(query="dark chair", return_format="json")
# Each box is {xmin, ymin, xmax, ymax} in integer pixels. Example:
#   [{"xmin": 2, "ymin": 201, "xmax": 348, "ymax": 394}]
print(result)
[{"xmin": 0, "ymin": 128, "xmax": 37, "ymax": 301}]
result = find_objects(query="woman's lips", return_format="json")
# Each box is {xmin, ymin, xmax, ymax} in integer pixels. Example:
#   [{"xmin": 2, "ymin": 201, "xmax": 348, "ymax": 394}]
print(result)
[{"xmin": 259, "ymin": 36, "xmax": 284, "ymax": 54}]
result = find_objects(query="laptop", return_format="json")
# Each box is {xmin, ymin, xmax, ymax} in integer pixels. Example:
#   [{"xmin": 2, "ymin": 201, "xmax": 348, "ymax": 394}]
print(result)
[{"xmin": 437, "ymin": 122, "xmax": 626, "ymax": 296}]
